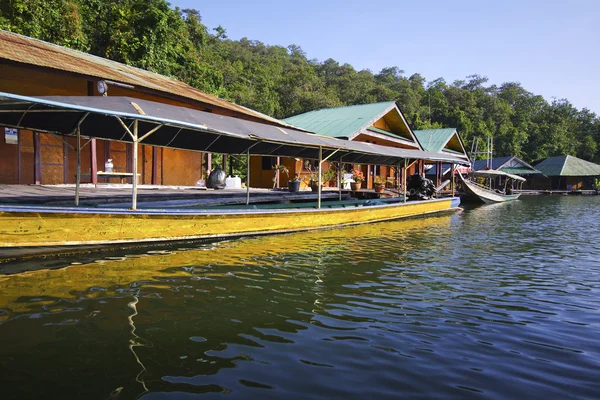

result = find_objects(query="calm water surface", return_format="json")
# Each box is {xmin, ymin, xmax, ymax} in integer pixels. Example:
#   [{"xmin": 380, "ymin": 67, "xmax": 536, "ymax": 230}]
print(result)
[{"xmin": 0, "ymin": 196, "xmax": 599, "ymax": 399}]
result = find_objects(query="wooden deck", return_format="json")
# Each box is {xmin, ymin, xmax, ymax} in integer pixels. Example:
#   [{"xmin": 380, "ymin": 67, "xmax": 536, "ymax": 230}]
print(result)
[{"xmin": 0, "ymin": 184, "xmax": 354, "ymax": 207}]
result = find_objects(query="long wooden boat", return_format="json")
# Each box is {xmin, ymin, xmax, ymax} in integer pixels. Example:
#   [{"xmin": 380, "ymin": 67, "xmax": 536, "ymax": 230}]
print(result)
[
  {"xmin": 0, "ymin": 197, "xmax": 460, "ymax": 258},
  {"xmin": 0, "ymin": 92, "xmax": 470, "ymax": 260},
  {"xmin": 458, "ymin": 171, "xmax": 521, "ymax": 203}
]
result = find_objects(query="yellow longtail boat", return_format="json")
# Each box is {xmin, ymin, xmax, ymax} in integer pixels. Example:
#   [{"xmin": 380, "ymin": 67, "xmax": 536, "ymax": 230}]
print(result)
[{"xmin": 0, "ymin": 93, "xmax": 467, "ymax": 259}]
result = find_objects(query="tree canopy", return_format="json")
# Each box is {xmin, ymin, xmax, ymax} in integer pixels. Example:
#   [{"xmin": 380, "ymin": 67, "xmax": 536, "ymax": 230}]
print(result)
[{"xmin": 1, "ymin": 0, "xmax": 598, "ymax": 164}]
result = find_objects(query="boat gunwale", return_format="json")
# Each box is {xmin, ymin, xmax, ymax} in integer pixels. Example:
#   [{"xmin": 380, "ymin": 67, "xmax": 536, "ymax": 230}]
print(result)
[{"xmin": 0, "ymin": 197, "xmax": 458, "ymax": 217}]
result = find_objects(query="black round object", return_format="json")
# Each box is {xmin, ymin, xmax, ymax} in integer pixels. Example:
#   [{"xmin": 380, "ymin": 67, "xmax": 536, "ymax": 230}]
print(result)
[{"xmin": 207, "ymin": 167, "xmax": 227, "ymax": 189}]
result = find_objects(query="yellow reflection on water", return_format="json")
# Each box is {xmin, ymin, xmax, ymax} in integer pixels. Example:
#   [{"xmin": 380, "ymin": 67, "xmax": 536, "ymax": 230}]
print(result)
[{"xmin": 0, "ymin": 214, "xmax": 453, "ymax": 314}]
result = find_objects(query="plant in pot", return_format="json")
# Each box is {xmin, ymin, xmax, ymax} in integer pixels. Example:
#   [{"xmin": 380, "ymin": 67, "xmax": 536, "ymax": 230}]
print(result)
[
  {"xmin": 288, "ymin": 174, "xmax": 301, "ymax": 192},
  {"xmin": 303, "ymin": 161, "xmax": 319, "ymax": 191},
  {"xmin": 374, "ymin": 176, "xmax": 391, "ymax": 193},
  {"xmin": 350, "ymin": 169, "xmax": 364, "ymax": 191},
  {"xmin": 303, "ymin": 160, "xmax": 336, "ymax": 191}
]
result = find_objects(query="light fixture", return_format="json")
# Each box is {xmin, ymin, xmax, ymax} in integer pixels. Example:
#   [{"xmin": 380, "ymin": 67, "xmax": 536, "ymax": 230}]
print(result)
[{"xmin": 97, "ymin": 80, "xmax": 108, "ymax": 95}]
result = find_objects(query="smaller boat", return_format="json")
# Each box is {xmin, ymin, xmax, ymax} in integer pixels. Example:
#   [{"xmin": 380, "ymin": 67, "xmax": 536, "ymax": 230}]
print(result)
[{"xmin": 458, "ymin": 170, "xmax": 525, "ymax": 203}]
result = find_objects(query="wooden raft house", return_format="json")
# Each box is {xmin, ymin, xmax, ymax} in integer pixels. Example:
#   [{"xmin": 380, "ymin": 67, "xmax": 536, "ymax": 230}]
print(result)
[
  {"xmin": 0, "ymin": 31, "xmax": 471, "ymax": 258},
  {"xmin": 0, "ymin": 29, "xmax": 295, "ymax": 186},
  {"xmin": 0, "ymin": 92, "xmax": 468, "ymax": 257}
]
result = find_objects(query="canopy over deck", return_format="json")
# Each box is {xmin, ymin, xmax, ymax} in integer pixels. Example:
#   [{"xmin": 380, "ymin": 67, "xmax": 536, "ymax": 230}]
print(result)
[
  {"xmin": 0, "ymin": 93, "xmax": 469, "ymax": 166},
  {"xmin": 470, "ymin": 169, "xmax": 526, "ymax": 182}
]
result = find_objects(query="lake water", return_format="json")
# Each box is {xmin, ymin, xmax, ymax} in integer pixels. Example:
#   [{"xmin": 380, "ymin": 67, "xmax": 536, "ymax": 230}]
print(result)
[{"xmin": 0, "ymin": 196, "xmax": 599, "ymax": 399}]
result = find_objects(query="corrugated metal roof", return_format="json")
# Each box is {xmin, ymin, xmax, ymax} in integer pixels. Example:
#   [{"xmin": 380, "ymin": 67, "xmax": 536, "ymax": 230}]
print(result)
[
  {"xmin": 534, "ymin": 155, "xmax": 600, "ymax": 176},
  {"xmin": 473, "ymin": 156, "xmax": 539, "ymax": 175},
  {"xmin": 283, "ymin": 102, "xmax": 396, "ymax": 139},
  {"xmin": 500, "ymin": 167, "xmax": 539, "ymax": 175},
  {"xmin": 473, "ymin": 156, "xmax": 513, "ymax": 171},
  {"xmin": 0, "ymin": 30, "xmax": 290, "ymax": 127},
  {"xmin": 413, "ymin": 128, "xmax": 457, "ymax": 153},
  {"xmin": 0, "ymin": 93, "xmax": 472, "ymax": 166}
]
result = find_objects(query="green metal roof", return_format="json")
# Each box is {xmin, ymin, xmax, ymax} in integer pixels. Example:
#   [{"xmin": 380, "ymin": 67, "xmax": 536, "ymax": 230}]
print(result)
[
  {"xmin": 500, "ymin": 167, "xmax": 540, "ymax": 175},
  {"xmin": 283, "ymin": 102, "xmax": 396, "ymax": 139},
  {"xmin": 534, "ymin": 155, "xmax": 600, "ymax": 176},
  {"xmin": 413, "ymin": 128, "xmax": 457, "ymax": 153},
  {"xmin": 366, "ymin": 126, "xmax": 404, "ymax": 140}
]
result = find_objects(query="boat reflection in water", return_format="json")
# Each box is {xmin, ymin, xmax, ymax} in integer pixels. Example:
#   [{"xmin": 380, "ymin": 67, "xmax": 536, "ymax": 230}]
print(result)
[{"xmin": 0, "ymin": 214, "xmax": 453, "ymax": 399}]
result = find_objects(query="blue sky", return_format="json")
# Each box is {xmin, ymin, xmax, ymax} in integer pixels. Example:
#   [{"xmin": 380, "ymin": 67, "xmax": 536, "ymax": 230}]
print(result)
[{"xmin": 171, "ymin": 0, "xmax": 599, "ymax": 114}]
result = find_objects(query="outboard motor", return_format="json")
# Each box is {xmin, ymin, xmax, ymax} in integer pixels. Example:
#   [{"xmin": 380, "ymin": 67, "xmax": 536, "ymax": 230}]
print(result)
[
  {"xmin": 406, "ymin": 174, "xmax": 436, "ymax": 200},
  {"xmin": 207, "ymin": 167, "xmax": 227, "ymax": 189}
]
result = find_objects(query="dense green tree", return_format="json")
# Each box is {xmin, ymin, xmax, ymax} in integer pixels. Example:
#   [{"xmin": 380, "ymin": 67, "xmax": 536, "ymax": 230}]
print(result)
[{"xmin": 1, "ymin": 0, "xmax": 598, "ymax": 164}]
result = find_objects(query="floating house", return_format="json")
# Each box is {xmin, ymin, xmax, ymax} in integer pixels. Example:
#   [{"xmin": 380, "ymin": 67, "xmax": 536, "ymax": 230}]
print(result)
[
  {"xmin": 533, "ymin": 155, "xmax": 600, "ymax": 190},
  {"xmin": 472, "ymin": 156, "xmax": 540, "ymax": 177},
  {"xmin": 413, "ymin": 128, "xmax": 469, "ymax": 186},
  {"xmin": 281, "ymin": 103, "xmax": 425, "ymax": 189},
  {"xmin": 0, "ymin": 30, "xmax": 467, "ymax": 196},
  {"xmin": 0, "ymin": 30, "xmax": 291, "ymax": 186}
]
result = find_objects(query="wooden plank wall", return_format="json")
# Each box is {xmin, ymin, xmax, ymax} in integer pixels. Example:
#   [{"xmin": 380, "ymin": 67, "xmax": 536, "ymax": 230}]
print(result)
[{"xmin": 0, "ymin": 63, "xmax": 215, "ymax": 186}]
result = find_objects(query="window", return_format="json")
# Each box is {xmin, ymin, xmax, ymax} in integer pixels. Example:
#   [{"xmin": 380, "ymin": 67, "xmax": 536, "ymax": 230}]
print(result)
[{"xmin": 262, "ymin": 156, "xmax": 276, "ymax": 170}]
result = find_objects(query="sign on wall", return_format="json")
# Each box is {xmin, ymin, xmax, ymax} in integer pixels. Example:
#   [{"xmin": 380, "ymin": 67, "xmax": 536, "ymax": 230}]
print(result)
[{"xmin": 4, "ymin": 128, "xmax": 18, "ymax": 144}]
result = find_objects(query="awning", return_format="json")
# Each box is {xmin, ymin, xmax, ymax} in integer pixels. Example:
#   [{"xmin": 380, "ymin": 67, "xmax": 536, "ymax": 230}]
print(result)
[
  {"xmin": 471, "ymin": 169, "xmax": 526, "ymax": 182},
  {"xmin": 0, "ymin": 93, "xmax": 470, "ymax": 166}
]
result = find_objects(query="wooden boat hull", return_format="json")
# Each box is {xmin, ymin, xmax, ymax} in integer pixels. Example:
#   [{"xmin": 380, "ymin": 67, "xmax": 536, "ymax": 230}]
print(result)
[
  {"xmin": 459, "ymin": 175, "xmax": 520, "ymax": 203},
  {"xmin": 0, "ymin": 198, "xmax": 460, "ymax": 251}
]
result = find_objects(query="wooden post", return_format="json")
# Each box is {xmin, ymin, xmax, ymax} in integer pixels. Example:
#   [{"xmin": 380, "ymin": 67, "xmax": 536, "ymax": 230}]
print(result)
[
  {"xmin": 17, "ymin": 131, "xmax": 21, "ymax": 184},
  {"xmin": 90, "ymin": 139, "xmax": 98, "ymax": 185},
  {"xmin": 132, "ymin": 120, "xmax": 138, "ymax": 210},
  {"xmin": 34, "ymin": 132, "xmax": 41, "ymax": 185},
  {"xmin": 451, "ymin": 164, "xmax": 455, "ymax": 197},
  {"xmin": 222, "ymin": 154, "xmax": 227, "ymax": 171},
  {"xmin": 338, "ymin": 157, "xmax": 343, "ymax": 201},
  {"xmin": 318, "ymin": 147, "xmax": 322, "ymax": 209},
  {"xmin": 246, "ymin": 150, "xmax": 250, "ymax": 205},
  {"xmin": 396, "ymin": 163, "xmax": 400, "ymax": 198},
  {"xmin": 206, "ymin": 153, "xmax": 212, "ymax": 179},
  {"xmin": 152, "ymin": 146, "xmax": 158, "ymax": 185},
  {"xmin": 75, "ymin": 126, "xmax": 81, "ymax": 206},
  {"xmin": 275, "ymin": 156, "xmax": 281, "ymax": 188},
  {"xmin": 403, "ymin": 159, "xmax": 407, "ymax": 203},
  {"xmin": 367, "ymin": 164, "xmax": 372, "ymax": 189}
]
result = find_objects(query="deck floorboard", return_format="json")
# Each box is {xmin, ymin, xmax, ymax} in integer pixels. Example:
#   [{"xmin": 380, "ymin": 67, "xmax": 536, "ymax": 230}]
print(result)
[{"xmin": 0, "ymin": 184, "xmax": 352, "ymax": 207}]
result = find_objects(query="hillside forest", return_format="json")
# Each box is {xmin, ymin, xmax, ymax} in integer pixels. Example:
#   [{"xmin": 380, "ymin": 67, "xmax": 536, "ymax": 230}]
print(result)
[{"xmin": 1, "ymin": 0, "xmax": 599, "ymax": 164}]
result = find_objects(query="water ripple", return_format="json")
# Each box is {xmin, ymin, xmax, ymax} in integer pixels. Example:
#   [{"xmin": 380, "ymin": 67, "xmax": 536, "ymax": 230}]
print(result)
[{"xmin": 0, "ymin": 197, "xmax": 599, "ymax": 399}]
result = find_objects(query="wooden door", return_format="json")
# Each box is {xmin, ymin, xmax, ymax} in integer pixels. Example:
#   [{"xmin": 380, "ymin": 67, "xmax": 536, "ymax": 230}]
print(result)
[{"xmin": 40, "ymin": 133, "xmax": 66, "ymax": 184}]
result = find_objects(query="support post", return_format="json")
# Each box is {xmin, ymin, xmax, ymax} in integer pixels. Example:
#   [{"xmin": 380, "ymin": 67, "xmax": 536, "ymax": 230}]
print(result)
[
  {"xmin": 206, "ymin": 153, "xmax": 212, "ymax": 179},
  {"xmin": 246, "ymin": 150, "xmax": 250, "ymax": 205},
  {"xmin": 451, "ymin": 164, "xmax": 455, "ymax": 197},
  {"xmin": 403, "ymin": 159, "xmax": 407, "ymax": 203},
  {"xmin": 75, "ymin": 126, "xmax": 81, "ymax": 206},
  {"xmin": 132, "ymin": 120, "xmax": 138, "ymax": 210},
  {"xmin": 34, "ymin": 132, "xmax": 41, "ymax": 185},
  {"xmin": 152, "ymin": 147, "xmax": 158, "ymax": 185},
  {"xmin": 396, "ymin": 163, "xmax": 401, "ymax": 198},
  {"xmin": 367, "ymin": 164, "xmax": 372, "ymax": 189},
  {"xmin": 318, "ymin": 147, "xmax": 323, "ymax": 209},
  {"xmin": 338, "ymin": 157, "xmax": 343, "ymax": 201},
  {"xmin": 91, "ymin": 139, "xmax": 98, "ymax": 185},
  {"xmin": 275, "ymin": 156, "xmax": 281, "ymax": 188}
]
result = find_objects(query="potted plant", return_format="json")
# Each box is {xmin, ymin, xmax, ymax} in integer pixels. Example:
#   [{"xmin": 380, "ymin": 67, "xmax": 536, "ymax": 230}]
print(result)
[
  {"xmin": 350, "ymin": 169, "xmax": 364, "ymax": 191},
  {"xmin": 288, "ymin": 174, "xmax": 301, "ymax": 192},
  {"xmin": 374, "ymin": 176, "xmax": 390, "ymax": 193},
  {"xmin": 303, "ymin": 160, "xmax": 335, "ymax": 191}
]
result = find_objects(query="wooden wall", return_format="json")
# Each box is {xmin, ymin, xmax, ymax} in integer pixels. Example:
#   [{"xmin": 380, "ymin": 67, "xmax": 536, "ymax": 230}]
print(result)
[
  {"xmin": 0, "ymin": 130, "xmax": 20, "ymax": 183},
  {"xmin": 0, "ymin": 63, "xmax": 209, "ymax": 186}
]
